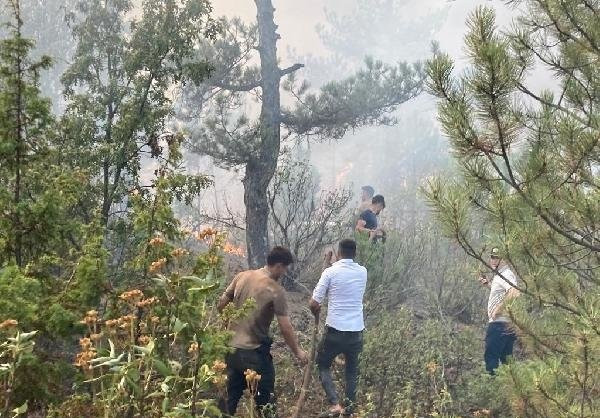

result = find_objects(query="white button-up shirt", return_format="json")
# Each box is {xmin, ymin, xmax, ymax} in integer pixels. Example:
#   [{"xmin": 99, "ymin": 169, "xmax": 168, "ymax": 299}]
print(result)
[{"xmin": 312, "ymin": 259, "xmax": 367, "ymax": 332}]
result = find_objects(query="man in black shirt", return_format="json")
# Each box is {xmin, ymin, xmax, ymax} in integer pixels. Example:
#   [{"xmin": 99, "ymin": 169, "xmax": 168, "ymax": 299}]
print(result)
[{"xmin": 356, "ymin": 195, "xmax": 385, "ymax": 240}]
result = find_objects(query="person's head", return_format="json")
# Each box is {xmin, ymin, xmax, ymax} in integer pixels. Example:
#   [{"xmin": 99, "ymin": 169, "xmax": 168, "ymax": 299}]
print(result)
[
  {"xmin": 489, "ymin": 247, "xmax": 502, "ymax": 269},
  {"xmin": 266, "ymin": 246, "xmax": 294, "ymax": 279},
  {"xmin": 338, "ymin": 239, "xmax": 357, "ymax": 260},
  {"xmin": 371, "ymin": 194, "xmax": 386, "ymax": 214},
  {"xmin": 361, "ymin": 185, "xmax": 375, "ymax": 202}
]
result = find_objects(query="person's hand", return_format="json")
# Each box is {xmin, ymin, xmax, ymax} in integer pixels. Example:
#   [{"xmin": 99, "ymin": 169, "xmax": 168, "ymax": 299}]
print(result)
[
  {"xmin": 310, "ymin": 302, "xmax": 321, "ymax": 317},
  {"xmin": 295, "ymin": 349, "xmax": 308, "ymax": 365},
  {"xmin": 323, "ymin": 249, "xmax": 334, "ymax": 268},
  {"xmin": 478, "ymin": 275, "xmax": 489, "ymax": 286}
]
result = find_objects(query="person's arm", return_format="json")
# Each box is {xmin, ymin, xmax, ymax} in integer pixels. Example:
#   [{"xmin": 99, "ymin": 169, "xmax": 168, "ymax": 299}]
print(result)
[
  {"xmin": 309, "ymin": 298, "xmax": 321, "ymax": 317},
  {"xmin": 310, "ymin": 270, "xmax": 331, "ymax": 317},
  {"xmin": 355, "ymin": 218, "xmax": 370, "ymax": 233},
  {"xmin": 217, "ymin": 275, "xmax": 238, "ymax": 313},
  {"xmin": 356, "ymin": 212, "xmax": 379, "ymax": 239},
  {"xmin": 277, "ymin": 315, "xmax": 307, "ymax": 363},
  {"xmin": 272, "ymin": 289, "xmax": 307, "ymax": 363}
]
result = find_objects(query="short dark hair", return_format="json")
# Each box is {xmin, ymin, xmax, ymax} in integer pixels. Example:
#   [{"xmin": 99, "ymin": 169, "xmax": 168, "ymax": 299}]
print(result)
[
  {"xmin": 338, "ymin": 239, "xmax": 357, "ymax": 259},
  {"xmin": 372, "ymin": 194, "xmax": 385, "ymax": 208},
  {"xmin": 361, "ymin": 185, "xmax": 375, "ymax": 198},
  {"xmin": 266, "ymin": 246, "xmax": 294, "ymax": 266}
]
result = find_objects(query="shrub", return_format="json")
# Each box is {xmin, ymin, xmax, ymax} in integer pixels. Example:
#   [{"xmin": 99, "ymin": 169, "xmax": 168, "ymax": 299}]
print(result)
[
  {"xmin": 358, "ymin": 308, "xmax": 509, "ymax": 417},
  {"xmin": 0, "ymin": 266, "xmax": 42, "ymax": 329}
]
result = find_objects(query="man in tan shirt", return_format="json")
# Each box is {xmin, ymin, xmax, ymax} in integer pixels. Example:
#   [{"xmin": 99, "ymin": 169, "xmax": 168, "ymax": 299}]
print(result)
[{"xmin": 217, "ymin": 246, "xmax": 307, "ymax": 417}]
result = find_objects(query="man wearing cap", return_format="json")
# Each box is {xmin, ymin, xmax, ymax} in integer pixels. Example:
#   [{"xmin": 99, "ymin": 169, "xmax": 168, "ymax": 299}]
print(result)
[{"xmin": 478, "ymin": 247, "xmax": 520, "ymax": 374}]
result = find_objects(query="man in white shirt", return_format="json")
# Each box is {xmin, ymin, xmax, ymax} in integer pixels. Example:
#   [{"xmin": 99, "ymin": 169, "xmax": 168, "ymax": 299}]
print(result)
[
  {"xmin": 478, "ymin": 247, "xmax": 520, "ymax": 374},
  {"xmin": 310, "ymin": 239, "xmax": 367, "ymax": 417}
]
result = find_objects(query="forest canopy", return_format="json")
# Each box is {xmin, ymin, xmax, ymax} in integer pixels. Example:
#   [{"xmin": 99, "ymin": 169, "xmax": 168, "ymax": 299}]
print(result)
[{"xmin": 0, "ymin": 0, "xmax": 598, "ymax": 417}]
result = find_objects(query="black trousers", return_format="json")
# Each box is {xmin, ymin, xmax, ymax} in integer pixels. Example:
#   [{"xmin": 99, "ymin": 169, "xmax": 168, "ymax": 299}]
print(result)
[
  {"xmin": 484, "ymin": 321, "xmax": 517, "ymax": 374},
  {"xmin": 316, "ymin": 326, "xmax": 363, "ymax": 412},
  {"xmin": 219, "ymin": 345, "xmax": 276, "ymax": 417}
]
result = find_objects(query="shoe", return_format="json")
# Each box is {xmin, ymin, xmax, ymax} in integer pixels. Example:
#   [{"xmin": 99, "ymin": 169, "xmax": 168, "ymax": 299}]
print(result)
[{"xmin": 341, "ymin": 407, "xmax": 355, "ymax": 417}]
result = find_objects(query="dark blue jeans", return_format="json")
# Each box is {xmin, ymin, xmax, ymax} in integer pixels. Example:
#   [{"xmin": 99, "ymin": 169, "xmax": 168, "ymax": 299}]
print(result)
[
  {"xmin": 316, "ymin": 326, "xmax": 363, "ymax": 412},
  {"xmin": 485, "ymin": 321, "xmax": 517, "ymax": 374},
  {"xmin": 219, "ymin": 344, "xmax": 276, "ymax": 417}
]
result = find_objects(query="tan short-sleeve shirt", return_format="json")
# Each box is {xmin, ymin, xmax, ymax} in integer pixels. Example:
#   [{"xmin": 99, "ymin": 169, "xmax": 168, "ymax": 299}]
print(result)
[{"xmin": 225, "ymin": 268, "xmax": 288, "ymax": 349}]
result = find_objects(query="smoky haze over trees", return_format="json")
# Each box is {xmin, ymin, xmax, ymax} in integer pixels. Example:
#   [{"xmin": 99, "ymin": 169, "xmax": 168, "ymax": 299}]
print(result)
[
  {"xmin": 0, "ymin": 0, "xmax": 598, "ymax": 417},
  {"xmin": 179, "ymin": 0, "xmax": 425, "ymax": 268}
]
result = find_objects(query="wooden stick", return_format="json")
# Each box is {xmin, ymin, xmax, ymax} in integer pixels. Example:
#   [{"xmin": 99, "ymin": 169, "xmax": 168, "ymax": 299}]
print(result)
[
  {"xmin": 290, "ymin": 312, "xmax": 320, "ymax": 418},
  {"xmin": 289, "ymin": 248, "xmax": 333, "ymax": 418}
]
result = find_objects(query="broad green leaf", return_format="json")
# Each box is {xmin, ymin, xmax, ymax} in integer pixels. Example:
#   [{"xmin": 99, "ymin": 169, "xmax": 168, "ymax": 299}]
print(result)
[
  {"xmin": 126, "ymin": 375, "xmax": 142, "ymax": 397},
  {"xmin": 128, "ymin": 367, "xmax": 140, "ymax": 382},
  {"xmin": 171, "ymin": 317, "xmax": 187, "ymax": 334},
  {"xmin": 187, "ymin": 283, "xmax": 219, "ymax": 293},
  {"xmin": 12, "ymin": 401, "xmax": 27, "ymax": 416},
  {"xmin": 16, "ymin": 331, "xmax": 37, "ymax": 342},
  {"xmin": 162, "ymin": 397, "xmax": 170, "ymax": 413},
  {"xmin": 153, "ymin": 359, "xmax": 172, "ymax": 377}
]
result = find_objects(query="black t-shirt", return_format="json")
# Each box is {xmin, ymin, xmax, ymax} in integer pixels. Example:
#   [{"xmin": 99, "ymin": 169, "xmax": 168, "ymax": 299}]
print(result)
[{"xmin": 359, "ymin": 209, "xmax": 378, "ymax": 230}]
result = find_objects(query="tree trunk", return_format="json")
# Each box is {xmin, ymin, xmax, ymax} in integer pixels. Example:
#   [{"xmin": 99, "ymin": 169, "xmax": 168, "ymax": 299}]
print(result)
[
  {"xmin": 14, "ymin": 0, "xmax": 24, "ymax": 267},
  {"xmin": 245, "ymin": 0, "xmax": 282, "ymax": 268},
  {"xmin": 244, "ymin": 162, "xmax": 271, "ymax": 268}
]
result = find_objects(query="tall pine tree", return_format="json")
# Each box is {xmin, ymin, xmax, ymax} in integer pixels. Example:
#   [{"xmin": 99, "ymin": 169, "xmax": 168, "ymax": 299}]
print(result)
[
  {"xmin": 0, "ymin": 0, "xmax": 81, "ymax": 267},
  {"xmin": 426, "ymin": 3, "xmax": 599, "ymax": 416}
]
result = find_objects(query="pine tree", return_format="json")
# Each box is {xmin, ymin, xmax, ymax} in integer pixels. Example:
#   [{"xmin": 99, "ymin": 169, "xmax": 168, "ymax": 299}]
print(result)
[
  {"xmin": 425, "ymin": 2, "xmax": 599, "ymax": 416},
  {"xmin": 0, "ymin": 0, "xmax": 79, "ymax": 267},
  {"xmin": 182, "ymin": 0, "xmax": 425, "ymax": 267}
]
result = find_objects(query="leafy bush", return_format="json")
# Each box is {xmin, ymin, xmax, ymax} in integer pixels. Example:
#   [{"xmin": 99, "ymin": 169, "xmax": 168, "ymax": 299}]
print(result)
[
  {"xmin": 0, "ymin": 267, "xmax": 42, "ymax": 329},
  {"xmin": 356, "ymin": 224, "xmax": 484, "ymax": 324},
  {"xmin": 358, "ymin": 308, "xmax": 509, "ymax": 417}
]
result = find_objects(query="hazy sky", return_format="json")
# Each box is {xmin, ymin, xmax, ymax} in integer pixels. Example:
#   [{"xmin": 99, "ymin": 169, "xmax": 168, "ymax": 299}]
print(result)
[
  {"xmin": 199, "ymin": 1, "xmax": 542, "ymax": 216},
  {"xmin": 213, "ymin": 0, "xmax": 516, "ymax": 67}
]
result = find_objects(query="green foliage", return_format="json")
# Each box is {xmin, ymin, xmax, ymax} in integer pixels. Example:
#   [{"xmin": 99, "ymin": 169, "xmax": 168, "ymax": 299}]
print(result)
[
  {"xmin": 45, "ymin": 303, "xmax": 80, "ymax": 338},
  {"xmin": 355, "ymin": 225, "xmax": 484, "ymax": 323},
  {"xmin": 47, "ymin": 394, "xmax": 102, "ymax": 418},
  {"xmin": 0, "ymin": 2, "xmax": 219, "ymax": 415},
  {"xmin": 426, "ymin": 2, "xmax": 600, "ymax": 416},
  {"xmin": 0, "ymin": 327, "xmax": 38, "ymax": 416},
  {"xmin": 359, "ymin": 309, "xmax": 509, "ymax": 417},
  {"xmin": 12, "ymin": 355, "xmax": 76, "ymax": 408},
  {"xmin": 67, "ymin": 239, "xmax": 230, "ymax": 417},
  {"xmin": 0, "ymin": 267, "xmax": 42, "ymax": 329},
  {"xmin": 0, "ymin": 0, "xmax": 81, "ymax": 268},
  {"xmin": 281, "ymin": 58, "xmax": 425, "ymax": 139},
  {"xmin": 60, "ymin": 0, "xmax": 218, "ymax": 226}
]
